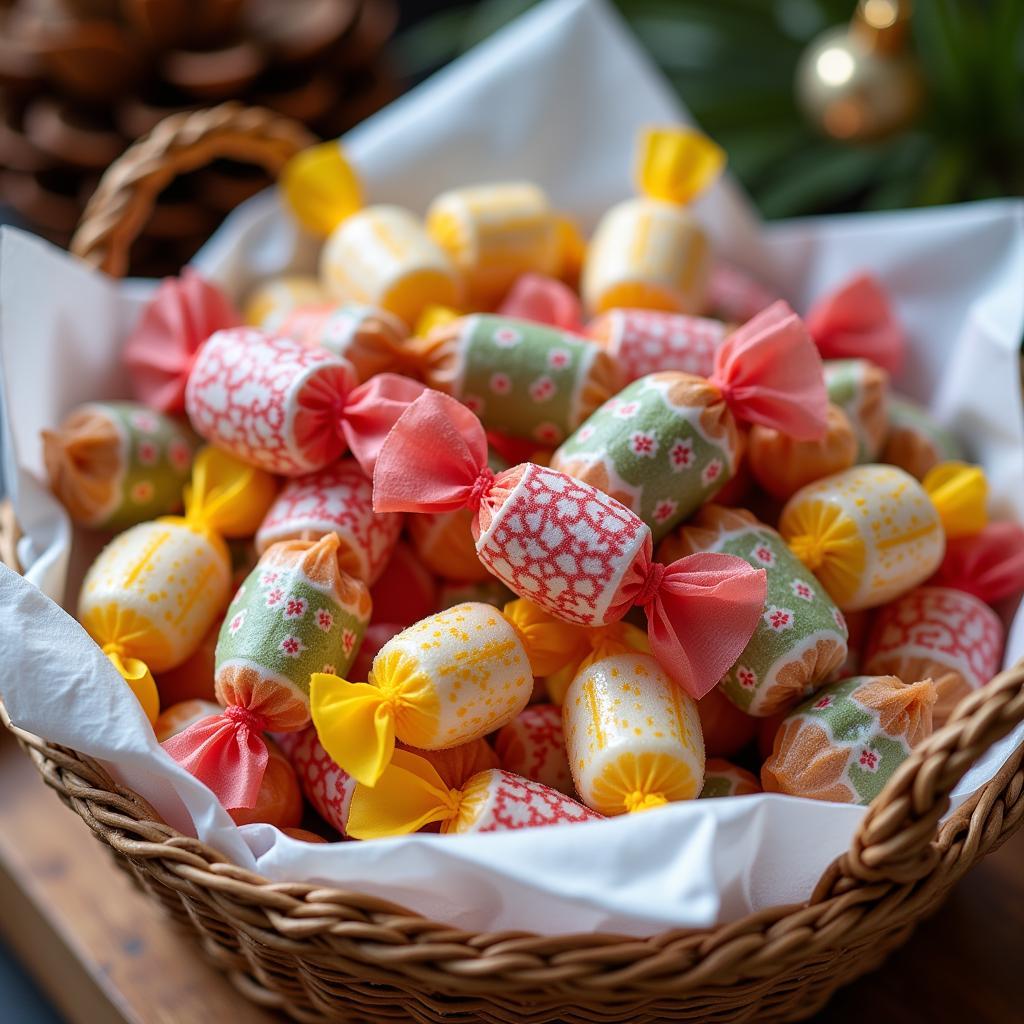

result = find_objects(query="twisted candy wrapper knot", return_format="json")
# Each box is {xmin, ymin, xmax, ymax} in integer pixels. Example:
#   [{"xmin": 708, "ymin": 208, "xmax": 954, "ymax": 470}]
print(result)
[
  {"xmin": 123, "ymin": 269, "xmax": 239, "ymax": 413},
  {"xmin": 162, "ymin": 705, "xmax": 270, "ymax": 811},
  {"xmin": 710, "ymin": 301, "xmax": 828, "ymax": 442},
  {"xmin": 498, "ymin": 273, "xmax": 583, "ymax": 333},
  {"xmin": 806, "ymin": 273, "xmax": 906, "ymax": 375},
  {"xmin": 374, "ymin": 390, "xmax": 767, "ymax": 698},
  {"xmin": 933, "ymin": 522, "xmax": 1024, "ymax": 604}
]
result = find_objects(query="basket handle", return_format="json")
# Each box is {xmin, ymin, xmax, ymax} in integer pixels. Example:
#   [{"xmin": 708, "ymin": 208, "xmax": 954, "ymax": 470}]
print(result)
[
  {"xmin": 817, "ymin": 659, "xmax": 1024, "ymax": 896},
  {"xmin": 69, "ymin": 102, "xmax": 317, "ymax": 279}
]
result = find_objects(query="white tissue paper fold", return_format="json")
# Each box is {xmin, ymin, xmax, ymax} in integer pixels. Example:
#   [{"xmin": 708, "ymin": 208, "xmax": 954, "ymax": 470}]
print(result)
[{"xmin": 1, "ymin": 0, "xmax": 1023, "ymax": 937}]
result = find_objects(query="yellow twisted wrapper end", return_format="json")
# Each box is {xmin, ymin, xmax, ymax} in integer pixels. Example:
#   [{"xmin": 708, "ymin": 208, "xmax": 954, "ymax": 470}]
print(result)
[
  {"xmin": 636, "ymin": 126, "xmax": 726, "ymax": 206},
  {"xmin": 280, "ymin": 141, "xmax": 363, "ymax": 237},
  {"xmin": 545, "ymin": 622, "xmax": 650, "ymax": 705},
  {"xmin": 415, "ymin": 304, "xmax": 462, "ymax": 339},
  {"xmin": 310, "ymin": 673, "xmax": 396, "ymax": 787},
  {"xmin": 923, "ymin": 461, "xmax": 988, "ymax": 539},
  {"xmin": 502, "ymin": 598, "xmax": 588, "ymax": 678},
  {"xmin": 182, "ymin": 446, "xmax": 277, "ymax": 539},
  {"xmin": 347, "ymin": 749, "xmax": 461, "ymax": 840},
  {"xmin": 623, "ymin": 792, "xmax": 668, "ymax": 814},
  {"xmin": 103, "ymin": 645, "xmax": 159, "ymax": 725}
]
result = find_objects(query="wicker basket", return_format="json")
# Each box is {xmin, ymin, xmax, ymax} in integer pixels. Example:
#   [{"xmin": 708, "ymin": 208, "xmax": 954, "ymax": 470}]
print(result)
[{"xmin": 3, "ymin": 104, "xmax": 1024, "ymax": 1024}]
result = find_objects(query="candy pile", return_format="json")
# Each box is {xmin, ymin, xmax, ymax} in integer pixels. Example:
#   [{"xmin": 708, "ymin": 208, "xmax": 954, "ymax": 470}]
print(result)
[{"xmin": 42, "ymin": 127, "xmax": 1024, "ymax": 844}]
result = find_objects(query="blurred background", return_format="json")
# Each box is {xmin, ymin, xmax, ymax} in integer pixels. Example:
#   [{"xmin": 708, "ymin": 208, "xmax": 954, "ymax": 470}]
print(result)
[{"xmin": 0, "ymin": 0, "xmax": 1020, "ymax": 277}]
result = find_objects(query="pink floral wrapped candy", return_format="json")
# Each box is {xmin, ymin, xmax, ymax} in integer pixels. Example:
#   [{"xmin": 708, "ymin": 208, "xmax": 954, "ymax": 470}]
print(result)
[
  {"xmin": 865, "ymin": 523, "xmax": 1024, "ymax": 725},
  {"xmin": 255, "ymin": 459, "xmax": 403, "ymax": 585},
  {"xmin": 185, "ymin": 327, "xmax": 425, "ymax": 476},
  {"xmin": 585, "ymin": 309, "xmax": 728, "ymax": 384},
  {"xmin": 372, "ymin": 389, "xmax": 768, "ymax": 699}
]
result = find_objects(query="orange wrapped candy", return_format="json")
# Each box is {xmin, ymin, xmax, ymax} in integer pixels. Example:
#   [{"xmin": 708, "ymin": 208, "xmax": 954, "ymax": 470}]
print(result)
[
  {"xmin": 700, "ymin": 759, "xmax": 761, "ymax": 798},
  {"xmin": 228, "ymin": 740, "xmax": 303, "ymax": 829}
]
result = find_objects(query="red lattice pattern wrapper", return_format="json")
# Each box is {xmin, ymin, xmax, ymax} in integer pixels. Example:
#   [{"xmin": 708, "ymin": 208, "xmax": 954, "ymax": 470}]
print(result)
[
  {"xmin": 255, "ymin": 459, "xmax": 403, "ymax": 585},
  {"xmin": 185, "ymin": 327, "xmax": 425, "ymax": 476},
  {"xmin": 586, "ymin": 309, "xmax": 726, "ymax": 384},
  {"xmin": 372, "ymin": 389, "xmax": 768, "ymax": 699},
  {"xmin": 276, "ymin": 727, "xmax": 356, "ymax": 837},
  {"xmin": 495, "ymin": 704, "xmax": 574, "ymax": 795}
]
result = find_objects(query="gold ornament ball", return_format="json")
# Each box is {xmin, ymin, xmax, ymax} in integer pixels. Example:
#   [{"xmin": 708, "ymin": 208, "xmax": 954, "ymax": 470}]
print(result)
[{"xmin": 796, "ymin": 25, "xmax": 924, "ymax": 141}]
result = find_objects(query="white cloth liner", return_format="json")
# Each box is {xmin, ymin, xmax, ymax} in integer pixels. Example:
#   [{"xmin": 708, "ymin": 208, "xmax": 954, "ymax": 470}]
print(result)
[{"xmin": 1, "ymin": 0, "xmax": 1023, "ymax": 937}]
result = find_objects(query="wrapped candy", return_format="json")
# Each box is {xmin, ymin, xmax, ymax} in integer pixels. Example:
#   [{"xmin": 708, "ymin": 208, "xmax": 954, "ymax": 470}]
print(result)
[
  {"xmin": 255, "ymin": 459, "xmax": 403, "ymax": 585},
  {"xmin": 542, "ymin": 620, "xmax": 650, "ymax": 706},
  {"xmin": 164, "ymin": 532, "xmax": 372, "ymax": 809},
  {"xmin": 864, "ymin": 523, "xmax": 1024, "ymax": 725},
  {"xmin": 42, "ymin": 402, "xmax": 196, "ymax": 530},
  {"xmin": 747, "ymin": 403, "xmax": 858, "ymax": 502},
  {"xmin": 697, "ymin": 685, "xmax": 757, "ymax": 758},
  {"xmin": 436, "ymin": 578, "xmax": 515, "ymax": 612},
  {"xmin": 321, "ymin": 205, "xmax": 460, "ymax": 326},
  {"xmin": 780, "ymin": 462, "xmax": 988, "ymax": 612},
  {"xmin": 581, "ymin": 127, "xmax": 724, "ymax": 315},
  {"xmin": 310, "ymin": 600, "xmax": 583, "ymax": 786},
  {"xmin": 564, "ymin": 646, "xmax": 705, "ymax": 814},
  {"xmin": 78, "ymin": 447, "xmax": 276, "ymax": 724},
  {"xmin": 833, "ymin": 609, "xmax": 871, "ymax": 679},
  {"xmin": 346, "ymin": 749, "xmax": 601, "ymax": 838},
  {"xmin": 123, "ymin": 269, "xmax": 240, "ymax": 413},
  {"xmin": 823, "ymin": 359, "xmax": 889, "ymax": 463},
  {"xmin": 806, "ymin": 273, "xmax": 905, "ymax": 375},
  {"xmin": 369, "ymin": 541, "xmax": 438, "ymax": 627},
  {"xmin": 350, "ymin": 622, "xmax": 404, "ymax": 680},
  {"xmin": 228, "ymin": 740, "xmax": 303, "ymax": 829},
  {"xmin": 706, "ymin": 261, "xmax": 778, "ymax": 324},
  {"xmin": 495, "ymin": 704, "xmax": 573, "ymax": 794},
  {"xmin": 410, "ymin": 314, "xmax": 621, "ymax": 446},
  {"xmin": 405, "ymin": 738, "xmax": 500, "ymax": 789},
  {"xmin": 426, "ymin": 183, "xmax": 560, "ymax": 307},
  {"xmin": 243, "ymin": 275, "xmax": 327, "ymax": 332},
  {"xmin": 154, "ymin": 699, "xmax": 220, "ymax": 742},
  {"xmin": 659, "ymin": 506, "xmax": 848, "ymax": 716},
  {"xmin": 284, "ymin": 828, "xmax": 328, "ymax": 843},
  {"xmin": 373, "ymin": 388, "xmax": 768, "ymax": 699},
  {"xmin": 156, "ymin": 619, "xmax": 219, "ymax": 706},
  {"xmin": 551, "ymin": 301, "xmax": 829, "ymax": 541},
  {"xmin": 761, "ymin": 674, "xmax": 936, "ymax": 805},
  {"xmin": 184, "ymin": 327, "xmax": 424, "ymax": 477},
  {"xmin": 498, "ymin": 273, "xmax": 582, "ymax": 333},
  {"xmin": 882, "ymin": 395, "xmax": 964, "ymax": 481},
  {"xmin": 585, "ymin": 309, "xmax": 727, "ymax": 384},
  {"xmin": 279, "ymin": 303, "xmax": 417, "ymax": 383},
  {"xmin": 276, "ymin": 726, "xmax": 356, "ymax": 837},
  {"xmin": 700, "ymin": 759, "xmax": 760, "ymax": 798}
]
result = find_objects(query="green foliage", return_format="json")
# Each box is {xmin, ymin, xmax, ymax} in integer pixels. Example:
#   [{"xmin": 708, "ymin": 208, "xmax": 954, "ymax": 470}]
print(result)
[{"xmin": 393, "ymin": 0, "xmax": 1024, "ymax": 218}]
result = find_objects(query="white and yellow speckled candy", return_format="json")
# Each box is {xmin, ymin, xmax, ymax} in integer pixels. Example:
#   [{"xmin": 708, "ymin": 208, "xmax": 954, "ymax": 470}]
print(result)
[
  {"xmin": 319, "ymin": 205, "xmax": 460, "ymax": 326},
  {"xmin": 426, "ymin": 183, "xmax": 559, "ymax": 307},
  {"xmin": 779, "ymin": 464, "xmax": 945, "ymax": 612},
  {"xmin": 243, "ymin": 275, "xmax": 327, "ymax": 332},
  {"xmin": 581, "ymin": 197, "xmax": 711, "ymax": 316},
  {"xmin": 79, "ymin": 519, "xmax": 231, "ymax": 673},
  {"xmin": 564, "ymin": 651, "xmax": 705, "ymax": 815},
  {"xmin": 371, "ymin": 602, "xmax": 534, "ymax": 749}
]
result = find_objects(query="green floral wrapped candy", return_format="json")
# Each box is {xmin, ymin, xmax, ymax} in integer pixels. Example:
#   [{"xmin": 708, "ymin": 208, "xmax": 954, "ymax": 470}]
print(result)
[
  {"xmin": 42, "ymin": 401, "xmax": 195, "ymax": 529},
  {"xmin": 659, "ymin": 505, "xmax": 848, "ymax": 716},
  {"xmin": 412, "ymin": 314, "xmax": 621, "ymax": 445},
  {"xmin": 824, "ymin": 359, "xmax": 889, "ymax": 463},
  {"xmin": 761, "ymin": 674, "xmax": 936, "ymax": 805}
]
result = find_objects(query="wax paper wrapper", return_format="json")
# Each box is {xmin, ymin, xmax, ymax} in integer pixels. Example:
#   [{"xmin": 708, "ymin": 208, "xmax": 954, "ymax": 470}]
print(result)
[{"xmin": 1, "ymin": 0, "xmax": 1023, "ymax": 938}]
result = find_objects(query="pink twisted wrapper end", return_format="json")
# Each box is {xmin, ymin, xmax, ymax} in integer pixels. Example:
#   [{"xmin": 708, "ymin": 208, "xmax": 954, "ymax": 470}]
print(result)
[
  {"xmin": 341, "ymin": 373, "xmax": 428, "ymax": 477},
  {"xmin": 498, "ymin": 273, "xmax": 583, "ymax": 334},
  {"xmin": 710, "ymin": 300, "xmax": 828, "ymax": 442},
  {"xmin": 162, "ymin": 705, "xmax": 270, "ymax": 810},
  {"xmin": 123, "ymin": 268, "xmax": 240, "ymax": 413},
  {"xmin": 640, "ymin": 552, "xmax": 768, "ymax": 700},
  {"xmin": 932, "ymin": 522, "xmax": 1024, "ymax": 605},
  {"xmin": 806, "ymin": 272, "xmax": 906, "ymax": 375}
]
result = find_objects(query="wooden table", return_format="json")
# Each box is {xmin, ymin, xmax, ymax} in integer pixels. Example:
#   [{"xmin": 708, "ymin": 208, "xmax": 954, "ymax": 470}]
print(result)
[{"xmin": 1, "ymin": 726, "xmax": 1020, "ymax": 1024}]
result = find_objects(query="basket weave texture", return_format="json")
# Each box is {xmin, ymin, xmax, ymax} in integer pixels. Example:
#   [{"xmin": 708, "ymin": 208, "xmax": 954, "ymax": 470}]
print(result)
[{"xmin": 4, "ymin": 105, "xmax": 1024, "ymax": 1023}]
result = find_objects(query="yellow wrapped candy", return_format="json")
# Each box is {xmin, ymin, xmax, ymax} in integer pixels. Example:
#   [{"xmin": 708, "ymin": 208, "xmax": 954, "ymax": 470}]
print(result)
[
  {"xmin": 779, "ymin": 462, "xmax": 987, "ymax": 611},
  {"xmin": 78, "ymin": 447, "xmax": 277, "ymax": 723},
  {"xmin": 564, "ymin": 642, "xmax": 705, "ymax": 815},
  {"xmin": 310, "ymin": 600, "xmax": 583, "ymax": 786},
  {"xmin": 581, "ymin": 127, "xmax": 724, "ymax": 316},
  {"xmin": 426, "ymin": 182, "xmax": 560, "ymax": 308}
]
